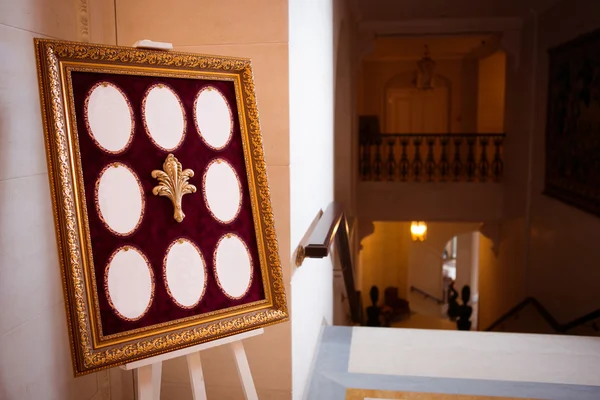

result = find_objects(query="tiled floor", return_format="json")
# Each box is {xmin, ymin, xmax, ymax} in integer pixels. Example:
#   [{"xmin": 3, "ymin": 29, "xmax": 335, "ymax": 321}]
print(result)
[{"xmin": 306, "ymin": 326, "xmax": 600, "ymax": 400}]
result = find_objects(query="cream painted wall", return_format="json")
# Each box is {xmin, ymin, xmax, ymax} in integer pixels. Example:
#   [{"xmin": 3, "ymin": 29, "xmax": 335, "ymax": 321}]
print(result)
[
  {"xmin": 477, "ymin": 51, "xmax": 506, "ymax": 133},
  {"xmin": 455, "ymin": 233, "xmax": 474, "ymax": 290},
  {"xmin": 334, "ymin": 17, "xmax": 358, "ymax": 214},
  {"xmin": 359, "ymin": 59, "xmax": 467, "ymax": 133},
  {"xmin": 0, "ymin": 0, "xmax": 111, "ymax": 398},
  {"xmin": 460, "ymin": 58, "xmax": 479, "ymax": 132},
  {"xmin": 478, "ymin": 235, "xmax": 503, "ymax": 329},
  {"xmin": 358, "ymin": 182, "xmax": 504, "ymax": 222},
  {"xmin": 290, "ymin": 0, "xmax": 353, "ymax": 398},
  {"xmin": 476, "ymin": 18, "xmax": 536, "ymax": 329},
  {"xmin": 359, "ymin": 222, "xmax": 410, "ymax": 306}
]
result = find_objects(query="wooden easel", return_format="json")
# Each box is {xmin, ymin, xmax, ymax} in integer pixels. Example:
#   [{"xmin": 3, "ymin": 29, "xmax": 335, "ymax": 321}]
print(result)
[{"xmin": 121, "ymin": 328, "xmax": 263, "ymax": 400}]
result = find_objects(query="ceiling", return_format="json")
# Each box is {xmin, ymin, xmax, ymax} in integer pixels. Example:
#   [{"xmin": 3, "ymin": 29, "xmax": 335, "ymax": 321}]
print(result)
[
  {"xmin": 363, "ymin": 34, "xmax": 498, "ymax": 61},
  {"xmin": 356, "ymin": 0, "xmax": 560, "ymax": 21}
]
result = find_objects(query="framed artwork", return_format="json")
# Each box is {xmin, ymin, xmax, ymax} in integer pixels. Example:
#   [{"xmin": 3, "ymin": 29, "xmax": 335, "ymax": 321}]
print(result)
[
  {"xmin": 544, "ymin": 28, "xmax": 600, "ymax": 217},
  {"xmin": 34, "ymin": 39, "xmax": 287, "ymax": 375}
]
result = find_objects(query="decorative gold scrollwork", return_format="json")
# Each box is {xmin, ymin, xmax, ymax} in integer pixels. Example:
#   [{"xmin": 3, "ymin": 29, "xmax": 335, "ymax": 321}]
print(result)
[
  {"xmin": 35, "ymin": 39, "xmax": 288, "ymax": 373},
  {"xmin": 152, "ymin": 154, "xmax": 197, "ymax": 222}
]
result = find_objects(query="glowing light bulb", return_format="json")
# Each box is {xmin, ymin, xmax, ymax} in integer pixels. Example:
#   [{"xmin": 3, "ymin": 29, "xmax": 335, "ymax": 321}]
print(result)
[{"xmin": 410, "ymin": 221, "xmax": 427, "ymax": 241}]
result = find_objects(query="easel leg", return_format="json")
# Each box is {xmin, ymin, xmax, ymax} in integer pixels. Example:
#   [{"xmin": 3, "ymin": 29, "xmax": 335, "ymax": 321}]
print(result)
[
  {"xmin": 152, "ymin": 362, "xmax": 162, "ymax": 400},
  {"xmin": 187, "ymin": 352, "xmax": 208, "ymax": 400},
  {"xmin": 231, "ymin": 341, "xmax": 258, "ymax": 400},
  {"xmin": 136, "ymin": 362, "xmax": 162, "ymax": 400}
]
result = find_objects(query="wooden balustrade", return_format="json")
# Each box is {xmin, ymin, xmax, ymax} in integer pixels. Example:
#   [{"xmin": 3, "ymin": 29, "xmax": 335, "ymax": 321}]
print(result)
[{"xmin": 359, "ymin": 133, "xmax": 505, "ymax": 182}]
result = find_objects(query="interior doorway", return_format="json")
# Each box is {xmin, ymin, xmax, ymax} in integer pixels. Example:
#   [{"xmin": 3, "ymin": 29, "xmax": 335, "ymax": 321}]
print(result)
[
  {"xmin": 442, "ymin": 232, "xmax": 480, "ymax": 330},
  {"xmin": 385, "ymin": 86, "xmax": 450, "ymax": 133}
]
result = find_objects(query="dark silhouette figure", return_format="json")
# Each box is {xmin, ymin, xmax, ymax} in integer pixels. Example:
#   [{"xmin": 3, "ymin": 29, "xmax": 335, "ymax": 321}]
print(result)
[
  {"xmin": 383, "ymin": 287, "xmax": 410, "ymax": 323},
  {"xmin": 456, "ymin": 285, "xmax": 473, "ymax": 331},
  {"xmin": 365, "ymin": 286, "xmax": 382, "ymax": 327},
  {"xmin": 446, "ymin": 281, "xmax": 459, "ymax": 321}
]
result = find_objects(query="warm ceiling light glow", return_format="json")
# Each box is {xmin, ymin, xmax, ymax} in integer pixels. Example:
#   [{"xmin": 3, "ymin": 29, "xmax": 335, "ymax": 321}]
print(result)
[{"xmin": 410, "ymin": 221, "xmax": 427, "ymax": 241}]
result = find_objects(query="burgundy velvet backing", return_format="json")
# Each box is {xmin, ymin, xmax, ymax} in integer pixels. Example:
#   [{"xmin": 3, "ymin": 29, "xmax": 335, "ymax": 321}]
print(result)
[{"xmin": 70, "ymin": 71, "xmax": 265, "ymax": 337}]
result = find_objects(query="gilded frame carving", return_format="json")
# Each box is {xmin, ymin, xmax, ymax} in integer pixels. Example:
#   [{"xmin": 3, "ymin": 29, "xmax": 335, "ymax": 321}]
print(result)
[{"xmin": 34, "ymin": 39, "xmax": 288, "ymax": 376}]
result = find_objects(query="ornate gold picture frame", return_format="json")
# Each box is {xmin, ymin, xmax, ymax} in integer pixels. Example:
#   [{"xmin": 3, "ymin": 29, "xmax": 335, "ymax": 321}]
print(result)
[{"xmin": 34, "ymin": 39, "xmax": 287, "ymax": 376}]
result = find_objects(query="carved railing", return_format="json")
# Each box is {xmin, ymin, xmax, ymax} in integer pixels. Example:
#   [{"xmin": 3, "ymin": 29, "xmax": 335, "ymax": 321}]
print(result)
[{"xmin": 359, "ymin": 133, "xmax": 506, "ymax": 182}]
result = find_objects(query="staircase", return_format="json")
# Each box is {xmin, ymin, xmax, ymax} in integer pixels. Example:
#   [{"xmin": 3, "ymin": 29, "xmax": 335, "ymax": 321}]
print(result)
[{"xmin": 306, "ymin": 325, "xmax": 600, "ymax": 400}]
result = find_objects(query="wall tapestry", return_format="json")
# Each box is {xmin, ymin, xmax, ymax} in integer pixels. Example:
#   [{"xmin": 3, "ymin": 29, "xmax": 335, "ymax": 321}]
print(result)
[
  {"xmin": 34, "ymin": 39, "xmax": 287, "ymax": 375},
  {"xmin": 544, "ymin": 28, "xmax": 600, "ymax": 217}
]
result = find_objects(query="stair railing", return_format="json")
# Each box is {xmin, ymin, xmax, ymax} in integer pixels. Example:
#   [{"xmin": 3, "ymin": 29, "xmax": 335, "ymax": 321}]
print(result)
[
  {"xmin": 409, "ymin": 285, "xmax": 444, "ymax": 305},
  {"xmin": 485, "ymin": 297, "xmax": 600, "ymax": 333},
  {"xmin": 295, "ymin": 202, "xmax": 362, "ymax": 324}
]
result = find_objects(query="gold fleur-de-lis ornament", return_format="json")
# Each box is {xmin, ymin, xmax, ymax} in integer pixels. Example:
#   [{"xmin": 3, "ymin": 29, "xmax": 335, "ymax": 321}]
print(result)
[{"xmin": 151, "ymin": 154, "xmax": 196, "ymax": 222}]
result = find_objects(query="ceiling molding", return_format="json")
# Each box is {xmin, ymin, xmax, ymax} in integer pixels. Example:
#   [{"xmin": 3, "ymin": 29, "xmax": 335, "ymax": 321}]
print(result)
[{"xmin": 360, "ymin": 17, "xmax": 523, "ymax": 36}]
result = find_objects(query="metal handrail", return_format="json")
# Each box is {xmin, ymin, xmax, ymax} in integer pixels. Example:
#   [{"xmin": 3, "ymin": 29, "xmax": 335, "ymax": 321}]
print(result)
[
  {"xmin": 295, "ymin": 203, "xmax": 362, "ymax": 324},
  {"xmin": 410, "ymin": 285, "xmax": 444, "ymax": 305},
  {"xmin": 485, "ymin": 297, "xmax": 600, "ymax": 333}
]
